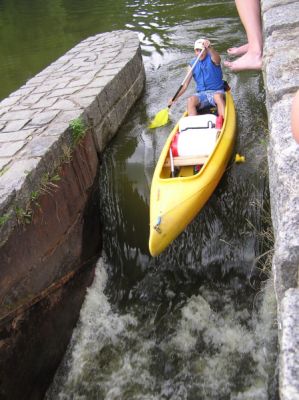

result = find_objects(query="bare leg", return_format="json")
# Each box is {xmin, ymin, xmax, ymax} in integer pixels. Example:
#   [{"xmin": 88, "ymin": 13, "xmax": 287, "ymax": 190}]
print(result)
[
  {"xmin": 224, "ymin": 0, "xmax": 263, "ymax": 72},
  {"xmin": 213, "ymin": 93, "xmax": 225, "ymax": 118},
  {"xmin": 187, "ymin": 96, "xmax": 200, "ymax": 116}
]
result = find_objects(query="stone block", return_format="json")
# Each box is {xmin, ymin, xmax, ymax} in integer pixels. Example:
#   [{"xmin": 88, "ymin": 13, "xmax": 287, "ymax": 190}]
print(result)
[
  {"xmin": 262, "ymin": 0, "xmax": 298, "ymax": 13},
  {"xmin": 97, "ymin": 90, "xmax": 110, "ymax": 116},
  {"xmin": 1, "ymin": 119, "xmax": 29, "ymax": 133},
  {"xmin": 18, "ymin": 136, "xmax": 60, "ymax": 158},
  {"xmin": 32, "ymin": 82, "xmax": 59, "ymax": 95},
  {"xmin": 47, "ymin": 87, "xmax": 80, "ymax": 98},
  {"xmin": 0, "ymin": 109, "xmax": 35, "ymax": 122},
  {"xmin": 267, "ymin": 96, "xmax": 299, "ymax": 232},
  {"xmin": 0, "ymin": 96, "xmax": 21, "ymax": 108},
  {"xmin": 280, "ymin": 289, "xmax": 299, "ymax": 400},
  {"xmin": 44, "ymin": 121, "xmax": 71, "ymax": 137},
  {"xmin": 21, "ymin": 93, "xmax": 45, "ymax": 106},
  {"xmin": 54, "ymin": 110, "xmax": 83, "ymax": 125},
  {"xmin": 88, "ymin": 76, "xmax": 110, "ymax": 90},
  {"xmin": 104, "ymin": 76, "xmax": 124, "ymax": 109},
  {"xmin": 267, "ymin": 95, "xmax": 299, "ymax": 304},
  {"xmin": 263, "ymin": 26, "xmax": 299, "ymax": 106},
  {"xmin": 0, "ymin": 141, "xmax": 26, "ymax": 158},
  {"xmin": 48, "ymin": 99, "xmax": 79, "ymax": 111},
  {"xmin": 263, "ymin": 2, "xmax": 299, "ymax": 36},
  {"xmin": 0, "ymin": 159, "xmax": 10, "ymax": 171},
  {"xmin": 0, "ymin": 158, "xmax": 41, "ymax": 207},
  {"xmin": 30, "ymin": 97, "xmax": 59, "ymax": 110},
  {"xmin": 0, "ymin": 129, "xmax": 35, "ymax": 142},
  {"xmin": 28, "ymin": 110, "xmax": 60, "ymax": 128}
]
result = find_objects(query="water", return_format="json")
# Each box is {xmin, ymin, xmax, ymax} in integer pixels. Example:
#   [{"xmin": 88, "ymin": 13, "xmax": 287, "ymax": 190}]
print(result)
[{"xmin": 1, "ymin": 0, "xmax": 278, "ymax": 398}]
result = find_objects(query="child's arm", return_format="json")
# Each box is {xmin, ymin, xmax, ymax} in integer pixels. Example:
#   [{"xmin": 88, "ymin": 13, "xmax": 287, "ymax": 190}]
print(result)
[{"xmin": 207, "ymin": 46, "xmax": 221, "ymax": 66}]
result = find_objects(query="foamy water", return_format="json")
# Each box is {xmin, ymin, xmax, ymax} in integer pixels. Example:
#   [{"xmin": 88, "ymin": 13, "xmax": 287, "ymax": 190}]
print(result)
[{"xmin": 46, "ymin": 256, "xmax": 277, "ymax": 400}]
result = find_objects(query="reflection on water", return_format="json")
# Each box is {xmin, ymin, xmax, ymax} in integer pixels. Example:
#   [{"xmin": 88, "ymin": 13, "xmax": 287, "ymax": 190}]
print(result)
[
  {"xmin": 0, "ymin": 0, "xmax": 238, "ymax": 100},
  {"xmin": 0, "ymin": 0, "xmax": 278, "ymax": 397}
]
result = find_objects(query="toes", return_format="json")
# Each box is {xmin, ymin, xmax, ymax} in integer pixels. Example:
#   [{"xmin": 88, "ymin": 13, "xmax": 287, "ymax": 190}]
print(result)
[
  {"xmin": 227, "ymin": 48, "xmax": 235, "ymax": 55},
  {"xmin": 224, "ymin": 61, "xmax": 233, "ymax": 69}
]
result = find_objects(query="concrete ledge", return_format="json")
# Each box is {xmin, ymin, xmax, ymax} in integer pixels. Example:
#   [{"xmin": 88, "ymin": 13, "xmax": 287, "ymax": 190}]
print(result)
[
  {"xmin": 0, "ymin": 28, "xmax": 145, "ymax": 315},
  {"xmin": 0, "ymin": 30, "xmax": 145, "ymax": 398},
  {"xmin": 261, "ymin": 0, "xmax": 299, "ymax": 397},
  {"xmin": 0, "ymin": 30, "xmax": 145, "ymax": 247}
]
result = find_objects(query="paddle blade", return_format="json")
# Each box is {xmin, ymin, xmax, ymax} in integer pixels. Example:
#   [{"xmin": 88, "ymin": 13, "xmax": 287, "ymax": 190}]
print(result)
[{"xmin": 148, "ymin": 108, "xmax": 169, "ymax": 129}]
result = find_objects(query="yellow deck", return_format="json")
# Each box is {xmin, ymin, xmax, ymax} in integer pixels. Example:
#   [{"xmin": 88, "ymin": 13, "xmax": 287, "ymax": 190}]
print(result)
[{"xmin": 148, "ymin": 91, "xmax": 237, "ymax": 257}]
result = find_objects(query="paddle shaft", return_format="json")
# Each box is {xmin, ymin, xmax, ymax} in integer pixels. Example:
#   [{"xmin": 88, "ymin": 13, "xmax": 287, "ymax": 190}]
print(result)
[{"xmin": 168, "ymin": 48, "xmax": 205, "ymax": 109}]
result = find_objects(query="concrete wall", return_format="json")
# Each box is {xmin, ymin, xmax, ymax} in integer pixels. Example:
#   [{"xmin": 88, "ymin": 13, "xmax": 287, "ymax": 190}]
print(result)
[
  {"xmin": 261, "ymin": 1, "xmax": 299, "ymax": 398},
  {"xmin": 0, "ymin": 30, "xmax": 145, "ymax": 399}
]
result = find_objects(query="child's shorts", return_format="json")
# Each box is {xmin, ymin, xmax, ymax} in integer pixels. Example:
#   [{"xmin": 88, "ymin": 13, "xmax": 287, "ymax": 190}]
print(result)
[{"xmin": 195, "ymin": 90, "xmax": 225, "ymax": 109}]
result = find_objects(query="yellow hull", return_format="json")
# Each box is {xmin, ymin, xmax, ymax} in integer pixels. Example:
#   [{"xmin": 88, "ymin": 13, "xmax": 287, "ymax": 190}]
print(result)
[{"xmin": 149, "ymin": 91, "xmax": 237, "ymax": 257}]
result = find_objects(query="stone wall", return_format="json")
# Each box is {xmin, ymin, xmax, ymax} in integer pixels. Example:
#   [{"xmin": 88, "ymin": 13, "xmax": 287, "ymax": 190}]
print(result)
[
  {"xmin": 261, "ymin": 1, "xmax": 299, "ymax": 399},
  {"xmin": 0, "ymin": 30, "xmax": 145, "ymax": 399}
]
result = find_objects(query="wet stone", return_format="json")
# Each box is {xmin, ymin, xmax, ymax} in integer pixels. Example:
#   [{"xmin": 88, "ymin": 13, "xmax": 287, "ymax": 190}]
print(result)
[
  {"xmin": 18, "ymin": 136, "xmax": 60, "ymax": 158},
  {"xmin": 0, "ymin": 158, "xmax": 40, "ymax": 199},
  {"xmin": 28, "ymin": 110, "xmax": 60, "ymax": 127},
  {"xmin": 280, "ymin": 289, "xmax": 299, "ymax": 400},
  {"xmin": 0, "ymin": 141, "xmax": 26, "ymax": 158},
  {"xmin": 1, "ymin": 120, "xmax": 29, "ymax": 133},
  {"xmin": 0, "ymin": 159, "xmax": 10, "ymax": 171},
  {"xmin": 263, "ymin": 2, "xmax": 299, "ymax": 35},
  {"xmin": 0, "ymin": 130, "xmax": 34, "ymax": 143}
]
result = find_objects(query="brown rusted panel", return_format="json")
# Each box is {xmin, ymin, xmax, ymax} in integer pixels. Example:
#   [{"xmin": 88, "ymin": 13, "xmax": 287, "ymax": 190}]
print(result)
[
  {"xmin": 0, "ymin": 262, "xmax": 96, "ymax": 400},
  {"xmin": 0, "ymin": 131, "xmax": 100, "ymax": 318}
]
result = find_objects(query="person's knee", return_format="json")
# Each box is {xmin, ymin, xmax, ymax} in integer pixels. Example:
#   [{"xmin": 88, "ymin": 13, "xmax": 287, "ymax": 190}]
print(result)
[
  {"xmin": 188, "ymin": 96, "xmax": 199, "ymax": 108},
  {"xmin": 213, "ymin": 93, "xmax": 224, "ymax": 103},
  {"xmin": 188, "ymin": 96, "xmax": 198, "ymax": 105}
]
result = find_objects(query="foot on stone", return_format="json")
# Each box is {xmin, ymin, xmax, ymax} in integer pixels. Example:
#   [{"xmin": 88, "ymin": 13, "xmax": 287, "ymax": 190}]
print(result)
[
  {"xmin": 224, "ymin": 51, "xmax": 262, "ymax": 72},
  {"xmin": 227, "ymin": 44, "xmax": 249, "ymax": 57}
]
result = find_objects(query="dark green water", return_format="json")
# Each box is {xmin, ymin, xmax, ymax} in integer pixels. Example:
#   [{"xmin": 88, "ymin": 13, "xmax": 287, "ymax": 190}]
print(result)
[
  {"xmin": 0, "ymin": 0, "xmax": 239, "ymax": 101},
  {"xmin": 1, "ymin": 0, "xmax": 278, "ymax": 398}
]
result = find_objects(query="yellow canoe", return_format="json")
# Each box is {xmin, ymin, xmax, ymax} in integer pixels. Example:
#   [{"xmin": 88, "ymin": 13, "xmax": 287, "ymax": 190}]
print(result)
[{"xmin": 149, "ymin": 90, "xmax": 237, "ymax": 257}]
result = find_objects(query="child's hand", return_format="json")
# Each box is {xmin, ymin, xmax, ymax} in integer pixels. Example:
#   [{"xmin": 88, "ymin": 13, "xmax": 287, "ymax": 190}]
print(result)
[{"xmin": 203, "ymin": 39, "xmax": 211, "ymax": 49}]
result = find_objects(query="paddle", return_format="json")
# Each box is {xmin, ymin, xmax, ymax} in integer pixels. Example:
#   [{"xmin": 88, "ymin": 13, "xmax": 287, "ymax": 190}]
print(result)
[{"xmin": 148, "ymin": 47, "xmax": 205, "ymax": 129}]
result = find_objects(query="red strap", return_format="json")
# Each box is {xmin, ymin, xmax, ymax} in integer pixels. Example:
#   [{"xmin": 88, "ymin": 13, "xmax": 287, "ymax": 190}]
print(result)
[
  {"xmin": 171, "ymin": 133, "xmax": 180, "ymax": 157},
  {"xmin": 216, "ymin": 116, "xmax": 223, "ymax": 129}
]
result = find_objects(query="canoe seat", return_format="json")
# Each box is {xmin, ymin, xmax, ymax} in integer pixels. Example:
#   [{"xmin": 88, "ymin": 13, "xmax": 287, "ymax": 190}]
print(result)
[
  {"xmin": 179, "ymin": 114, "xmax": 217, "ymax": 132},
  {"xmin": 164, "ymin": 155, "xmax": 208, "ymax": 167},
  {"xmin": 172, "ymin": 114, "xmax": 218, "ymax": 158}
]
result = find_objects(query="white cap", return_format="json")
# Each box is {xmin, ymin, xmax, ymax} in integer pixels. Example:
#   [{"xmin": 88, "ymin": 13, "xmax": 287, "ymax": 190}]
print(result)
[{"xmin": 194, "ymin": 38, "xmax": 209, "ymax": 50}]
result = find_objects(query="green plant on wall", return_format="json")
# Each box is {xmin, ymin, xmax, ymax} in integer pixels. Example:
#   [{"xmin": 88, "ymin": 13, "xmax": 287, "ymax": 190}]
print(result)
[
  {"xmin": 40, "ymin": 172, "xmax": 61, "ymax": 195},
  {"xmin": 0, "ymin": 214, "xmax": 10, "ymax": 226},
  {"xmin": 30, "ymin": 190, "xmax": 41, "ymax": 208},
  {"xmin": 69, "ymin": 117, "xmax": 87, "ymax": 145},
  {"xmin": 15, "ymin": 206, "xmax": 33, "ymax": 225}
]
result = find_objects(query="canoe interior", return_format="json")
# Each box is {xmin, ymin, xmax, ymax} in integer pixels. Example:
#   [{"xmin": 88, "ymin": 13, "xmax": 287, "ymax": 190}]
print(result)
[{"xmin": 159, "ymin": 108, "xmax": 220, "ymax": 179}]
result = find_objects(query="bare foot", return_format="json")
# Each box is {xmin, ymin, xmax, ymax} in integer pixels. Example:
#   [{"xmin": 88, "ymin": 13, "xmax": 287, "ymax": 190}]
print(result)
[
  {"xmin": 227, "ymin": 43, "xmax": 249, "ymax": 56},
  {"xmin": 224, "ymin": 51, "xmax": 262, "ymax": 72}
]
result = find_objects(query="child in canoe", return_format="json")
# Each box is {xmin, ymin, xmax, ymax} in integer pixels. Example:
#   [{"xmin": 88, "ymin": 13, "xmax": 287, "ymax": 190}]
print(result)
[{"xmin": 168, "ymin": 38, "xmax": 226, "ymax": 123}]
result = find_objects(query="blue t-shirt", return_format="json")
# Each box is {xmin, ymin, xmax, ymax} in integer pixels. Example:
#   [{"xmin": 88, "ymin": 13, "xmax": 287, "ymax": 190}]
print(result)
[{"xmin": 189, "ymin": 53, "xmax": 224, "ymax": 92}]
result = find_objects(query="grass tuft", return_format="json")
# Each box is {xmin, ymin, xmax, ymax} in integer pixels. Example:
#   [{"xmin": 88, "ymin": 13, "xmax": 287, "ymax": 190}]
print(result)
[{"xmin": 69, "ymin": 117, "xmax": 86, "ymax": 145}]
